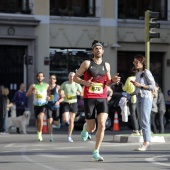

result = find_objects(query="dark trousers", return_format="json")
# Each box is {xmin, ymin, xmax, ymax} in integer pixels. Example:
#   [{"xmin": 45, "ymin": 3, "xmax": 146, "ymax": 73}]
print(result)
[
  {"xmin": 0, "ymin": 116, "xmax": 5, "ymax": 132},
  {"xmin": 129, "ymin": 103, "xmax": 141, "ymax": 131},
  {"xmin": 151, "ymin": 111, "xmax": 157, "ymax": 134},
  {"xmin": 157, "ymin": 111, "xmax": 165, "ymax": 134}
]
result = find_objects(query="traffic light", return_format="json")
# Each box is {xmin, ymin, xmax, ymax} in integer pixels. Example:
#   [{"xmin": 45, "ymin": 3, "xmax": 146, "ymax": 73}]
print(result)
[{"xmin": 145, "ymin": 10, "xmax": 160, "ymax": 42}]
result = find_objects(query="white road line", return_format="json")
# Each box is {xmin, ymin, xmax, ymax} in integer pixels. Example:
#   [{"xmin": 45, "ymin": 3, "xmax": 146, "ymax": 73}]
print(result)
[
  {"xmin": 40, "ymin": 154, "xmax": 69, "ymax": 158},
  {"xmin": 4, "ymin": 144, "xmax": 53, "ymax": 147},
  {"xmin": 21, "ymin": 147, "xmax": 60, "ymax": 170},
  {"xmin": 146, "ymin": 155, "xmax": 170, "ymax": 167},
  {"xmin": 88, "ymin": 141, "xmax": 140, "ymax": 147},
  {"xmin": 54, "ymin": 146, "xmax": 85, "ymax": 150},
  {"xmin": 1, "ymin": 150, "xmax": 15, "ymax": 153},
  {"xmin": 4, "ymin": 143, "xmax": 15, "ymax": 147}
]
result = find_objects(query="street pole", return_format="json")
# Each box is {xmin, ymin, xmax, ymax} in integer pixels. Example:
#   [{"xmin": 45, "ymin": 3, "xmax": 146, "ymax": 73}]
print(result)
[
  {"xmin": 145, "ymin": 10, "xmax": 150, "ymax": 70},
  {"xmin": 145, "ymin": 40, "xmax": 150, "ymax": 70},
  {"xmin": 144, "ymin": 10, "xmax": 160, "ymax": 70}
]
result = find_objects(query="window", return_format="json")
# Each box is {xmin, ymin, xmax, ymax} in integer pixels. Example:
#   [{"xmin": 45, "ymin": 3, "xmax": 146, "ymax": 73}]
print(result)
[
  {"xmin": 118, "ymin": 0, "xmax": 167, "ymax": 20},
  {"xmin": 50, "ymin": 0, "xmax": 95, "ymax": 17},
  {"xmin": 49, "ymin": 48, "xmax": 92, "ymax": 85},
  {"xmin": 0, "ymin": 0, "xmax": 31, "ymax": 14}
]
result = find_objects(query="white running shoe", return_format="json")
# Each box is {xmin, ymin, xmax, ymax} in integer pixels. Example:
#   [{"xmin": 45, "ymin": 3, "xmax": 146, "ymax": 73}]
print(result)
[{"xmin": 68, "ymin": 136, "xmax": 73, "ymax": 142}]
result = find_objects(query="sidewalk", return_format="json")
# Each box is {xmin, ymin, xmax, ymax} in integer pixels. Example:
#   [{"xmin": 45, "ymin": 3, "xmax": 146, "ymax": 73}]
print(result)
[{"xmin": 112, "ymin": 123, "xmax": 170, "ymax": 143}]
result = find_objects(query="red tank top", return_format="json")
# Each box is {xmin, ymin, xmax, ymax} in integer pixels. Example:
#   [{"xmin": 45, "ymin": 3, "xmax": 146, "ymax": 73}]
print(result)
[{"xmin": 84, "ymin": 59, "xmax": 108, "ymax": 98}]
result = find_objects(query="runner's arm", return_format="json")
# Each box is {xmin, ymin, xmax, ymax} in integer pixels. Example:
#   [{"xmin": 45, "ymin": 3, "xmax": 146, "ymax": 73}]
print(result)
[
  {"xmin": 73, "ymin": 60, "xmax": 93, "ymax": 87},
  {"xmin": 105, "ymin": 63, "xmax": 121, "ymax": 86},
  {"xmin": 26, "ymin": 84, "xmax": 35, "ymax": 97}
]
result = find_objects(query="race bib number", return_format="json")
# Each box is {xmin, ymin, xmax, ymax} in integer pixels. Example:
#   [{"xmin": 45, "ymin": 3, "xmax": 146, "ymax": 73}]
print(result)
[
  {"xmin": 66, "ymin": 95, "xmax": 74, "ymax": 100},
  {"xmin": 89, "ymin": 83, "xmax": 103, "ymax": 94},
  {"xmin": 49, "ymin": 95, "xmax": 54, "ymax": 101},
  {"xmin": 35, "ymin": 94, "xmax": 43, "ymax": 99}
]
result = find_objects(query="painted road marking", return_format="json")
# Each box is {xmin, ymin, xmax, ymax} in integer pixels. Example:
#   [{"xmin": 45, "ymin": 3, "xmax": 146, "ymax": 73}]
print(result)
[
  {"xmin": 146, "ymin": 155, "xmax": 170, "ymax": 167},
  {"xmin": 3, "ymin": 141, "xmax": 170, "ymax": 168}
]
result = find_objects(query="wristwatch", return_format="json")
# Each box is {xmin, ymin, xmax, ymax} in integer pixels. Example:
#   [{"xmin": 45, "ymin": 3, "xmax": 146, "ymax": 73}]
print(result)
[{"xmin": 140, "ymin": 86, "xmax": 144, "ymax": 89}]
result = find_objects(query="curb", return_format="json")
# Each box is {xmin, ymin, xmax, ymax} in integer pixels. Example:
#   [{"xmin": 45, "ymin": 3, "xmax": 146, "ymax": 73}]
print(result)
[{"xmin": 113, "ymin": 134, "xmax": 165, "ymax": 143}]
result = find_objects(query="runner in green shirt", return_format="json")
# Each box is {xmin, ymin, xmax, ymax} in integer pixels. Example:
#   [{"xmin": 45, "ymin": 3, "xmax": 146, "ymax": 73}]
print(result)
[{"xmin": 60, "ymin": 72, "xmax": 82, "ymax": 142}]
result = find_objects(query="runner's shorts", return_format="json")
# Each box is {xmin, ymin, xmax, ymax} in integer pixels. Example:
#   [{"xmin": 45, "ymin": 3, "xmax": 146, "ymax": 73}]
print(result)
[
  {"xmin": 84, "ymin": 98, "xmax": 108, "ymax": 119},
  {"xmin": 62, "ymin": 102, "xmax": 78, "ymax": 114}
]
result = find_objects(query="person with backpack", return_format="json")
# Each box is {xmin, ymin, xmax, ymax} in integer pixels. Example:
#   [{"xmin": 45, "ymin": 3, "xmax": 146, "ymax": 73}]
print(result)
[{"xmin": 122, "ymin": 68, "xmax": 141, "ymax": 135}]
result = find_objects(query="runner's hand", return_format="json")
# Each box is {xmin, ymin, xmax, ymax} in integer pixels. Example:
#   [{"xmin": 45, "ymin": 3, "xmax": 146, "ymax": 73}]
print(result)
[
  {"xmin": 84, "ymin": 77, "xmax": 94, "ymax": 87},
  {"xmin": 111, "ymin": 73, "xmax": 121, "ymax": 84}
]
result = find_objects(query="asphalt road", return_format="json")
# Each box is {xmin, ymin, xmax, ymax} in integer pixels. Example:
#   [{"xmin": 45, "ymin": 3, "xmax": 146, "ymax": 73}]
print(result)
[{"xmin": 0, "ymin": 126, "xmax": 170, "ymax": 170}]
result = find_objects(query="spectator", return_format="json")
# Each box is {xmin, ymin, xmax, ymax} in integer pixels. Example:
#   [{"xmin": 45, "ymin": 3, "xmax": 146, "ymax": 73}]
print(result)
[
  {"xmin": 132, "ymin": 54, "xmax": 155, "ymax": 151},
  {"xmin": 122, "ymin": 68, "xmax": 141, "ymax": 135},
  {"xmin": 150, "ymin": 88, "xmax": 158, "ymax": 134},
  {"xmin": 156, "ymin": 83, "xmax": 166, "ymax": 133},
  {"xmin": 0, "ymin": 87, "xmax": 13, "ymax": 134},
  {"xmin": 13, "ymin": 83, "xmax": 27, "ymax": 133}
]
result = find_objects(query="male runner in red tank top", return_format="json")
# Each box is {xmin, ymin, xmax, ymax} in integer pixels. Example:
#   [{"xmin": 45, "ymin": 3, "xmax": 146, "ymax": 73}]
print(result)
[{"xmin": 73, "ymin": 40, "xmax": 121, "ymax": 161}]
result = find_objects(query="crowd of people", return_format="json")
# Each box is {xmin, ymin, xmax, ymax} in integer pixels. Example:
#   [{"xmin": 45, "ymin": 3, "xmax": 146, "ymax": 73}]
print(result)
[
  {"xmin": 0, "ymin": 84, "xmax": 27, "ymax": 134},
  {"xmin": 0, "ymin": 40, "xmax": 168, "ymax": 161}
]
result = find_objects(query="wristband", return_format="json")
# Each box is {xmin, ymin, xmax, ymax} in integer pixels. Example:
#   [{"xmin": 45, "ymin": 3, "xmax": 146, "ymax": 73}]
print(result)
[{"xmin": 140, "ymin": 86, "xmax": 144, "ymax": 89}]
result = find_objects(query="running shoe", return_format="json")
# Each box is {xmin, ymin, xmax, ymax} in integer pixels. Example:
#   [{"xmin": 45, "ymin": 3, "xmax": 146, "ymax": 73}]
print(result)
[
  {"xmin": 55, "ymin": 119, "xmax": 61, "ymax": 129},
  {"xmin": 50, "ymin": 136, "xmax": 54, "ymax": 142},
  {"xmin": 65, "ymin": 122, "xmax": 70, "ymax": 126},
  {"xmin": 68, "ymin": 136, "xmax": 73, "ymax": 142},
  {"xmin": 92, "ymin": 150, "xmax": 104, "ymax": 161},
  {"xmin": 81, "ymin": 123, "xmax": 88, "ymax": 141},
  {"xmin": 37, "ymin": 131, "xmax": 43, "ymax": 141},
  {"xmin": 88, "ymin": 133, "xmax": 92, "ymax": 140}
]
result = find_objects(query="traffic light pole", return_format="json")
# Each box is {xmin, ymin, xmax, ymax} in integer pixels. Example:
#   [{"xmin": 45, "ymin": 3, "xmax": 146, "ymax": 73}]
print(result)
[
  {"xmin": 145, "ymin": 10, "xmax": 150, "ymax": 70},
  {"xmin": 144, "ymin": 10, "xmax": 160, "ymax": 70},
  {"xmin": 145, "ymin": 40, "xmax": 150, "ymax": 69}
]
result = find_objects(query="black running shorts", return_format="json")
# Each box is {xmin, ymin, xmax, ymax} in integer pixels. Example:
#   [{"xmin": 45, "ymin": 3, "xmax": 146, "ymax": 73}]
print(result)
[
  {"xmin": 34, "ymin": 105, "xmax": 46, "ymax": 119},
  {"xmin": 84, "ymin": 98, "xmax": 108, "ymax": 119},
  {"xmin": 62, "ymin": 102, "xmax": 78, "ymax": 114}
]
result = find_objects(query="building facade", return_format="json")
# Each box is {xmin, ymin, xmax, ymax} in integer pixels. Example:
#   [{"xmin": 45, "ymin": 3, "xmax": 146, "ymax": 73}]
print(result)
[{"xmin": 0, "ymin": 0, "xmax": 170, "ymax": 109}]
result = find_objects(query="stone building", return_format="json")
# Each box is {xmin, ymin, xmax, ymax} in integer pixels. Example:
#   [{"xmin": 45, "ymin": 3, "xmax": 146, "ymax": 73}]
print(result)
[{"xmin": 0, "ymin": 0, "xmax": 169, "ymax": 112}]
